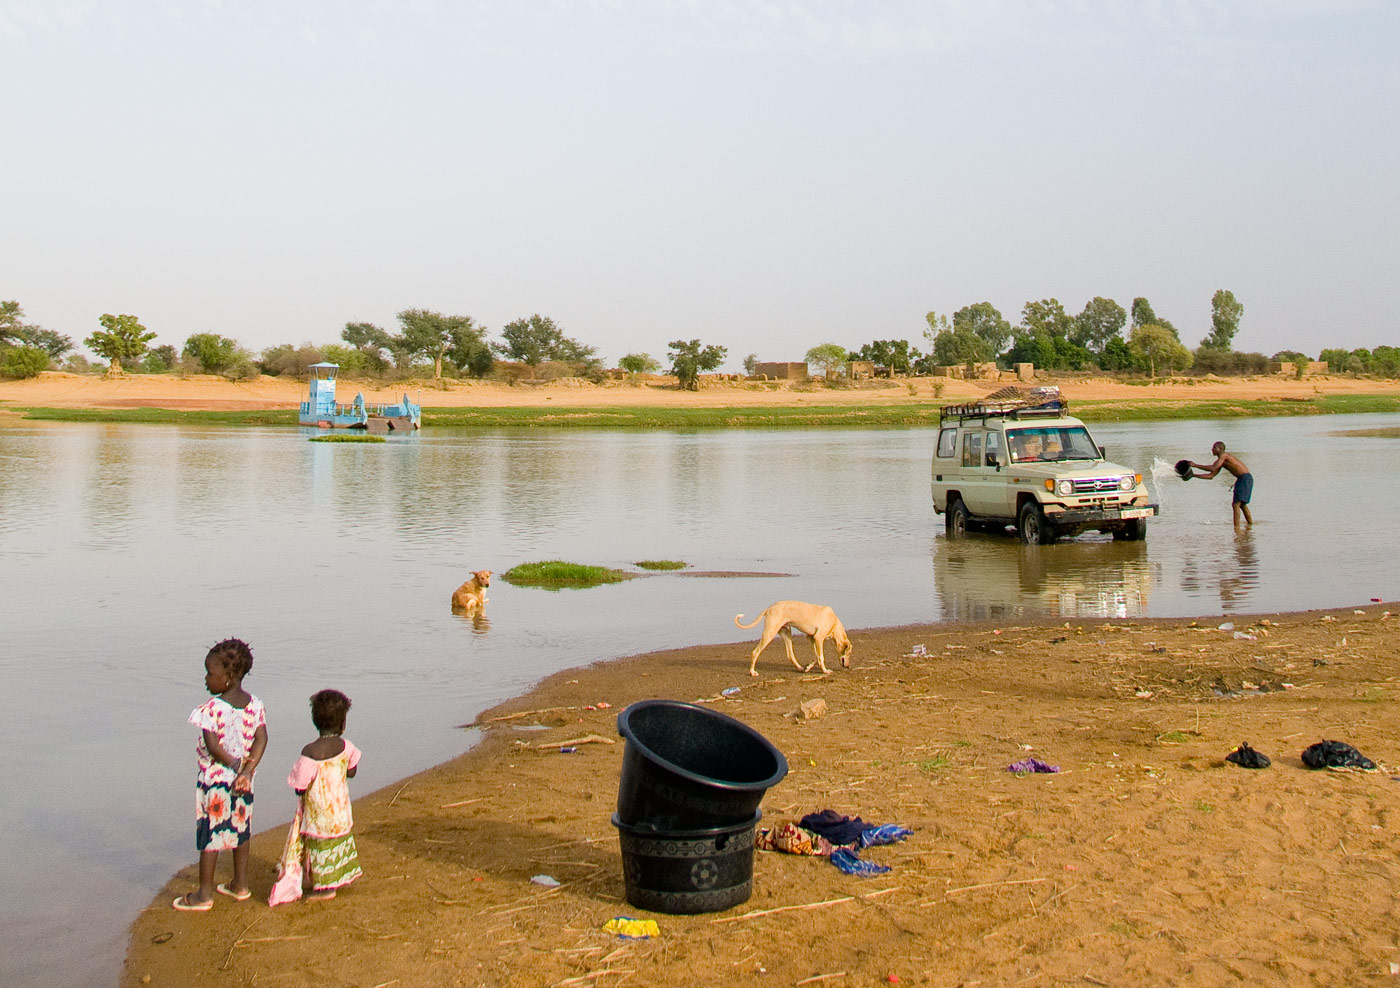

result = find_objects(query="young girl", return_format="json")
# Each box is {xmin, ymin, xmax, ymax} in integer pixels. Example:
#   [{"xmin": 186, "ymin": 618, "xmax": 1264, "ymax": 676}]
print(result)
[
  {"xmin": 174, "ymin": 638, "xmax": 268, "ymax": 910},
  {"xmin": 269, "ymin": 689, "xmax": 362, "ymax": 905}
]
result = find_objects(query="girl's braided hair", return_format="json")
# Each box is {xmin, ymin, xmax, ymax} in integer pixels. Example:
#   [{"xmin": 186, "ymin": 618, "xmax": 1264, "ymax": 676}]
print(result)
[{"xmin": 207, "ymin": 638, "xmax": 254, "ymax": 679}]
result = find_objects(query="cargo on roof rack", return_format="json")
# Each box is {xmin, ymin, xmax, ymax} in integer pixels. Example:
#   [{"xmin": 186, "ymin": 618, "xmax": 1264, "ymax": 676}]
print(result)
[{"xmin": 939, "ymin": 386, "xmax": 1067, "ymax": 423}]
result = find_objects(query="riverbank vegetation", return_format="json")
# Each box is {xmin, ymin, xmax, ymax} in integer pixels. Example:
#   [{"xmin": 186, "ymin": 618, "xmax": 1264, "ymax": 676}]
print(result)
[
  {"xmin": 7, "ymin": 393, "xmax": 1398, "ymax": 429},
  {"xmin": 501, "ymin": 561, "xmax": 634, "ymax": 588}
]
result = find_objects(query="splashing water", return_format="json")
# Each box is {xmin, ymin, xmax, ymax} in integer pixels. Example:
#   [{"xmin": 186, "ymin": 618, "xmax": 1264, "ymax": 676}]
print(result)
[{"xmin": 1149, "ymin": 456, "xmax": 1188, "ymax": 506}]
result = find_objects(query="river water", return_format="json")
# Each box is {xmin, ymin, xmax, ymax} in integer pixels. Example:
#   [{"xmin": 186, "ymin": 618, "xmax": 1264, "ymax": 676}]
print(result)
[{"xmin": 1, "ymin": 414, "xmax": 1396, "ymax": 986}]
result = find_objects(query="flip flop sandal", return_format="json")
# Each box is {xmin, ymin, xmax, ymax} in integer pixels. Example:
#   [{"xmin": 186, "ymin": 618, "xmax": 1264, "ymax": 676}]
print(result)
[
  {"xmin": 217, "ymin": 883, "xmax": 252, "ymax": 901},
  {"xmin": 172, "ymin": 894, "xmax": 213, "ymax": 911},
  {"xmin": 306, "ymin": 890, "xmax": 337, "ymax": 900}
]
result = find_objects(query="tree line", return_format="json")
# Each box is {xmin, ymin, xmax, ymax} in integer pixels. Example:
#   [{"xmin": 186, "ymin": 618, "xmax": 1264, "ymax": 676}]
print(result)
[{"xmin": 3, "ymin": 294, "xmax": 1395, "ymax": 384}]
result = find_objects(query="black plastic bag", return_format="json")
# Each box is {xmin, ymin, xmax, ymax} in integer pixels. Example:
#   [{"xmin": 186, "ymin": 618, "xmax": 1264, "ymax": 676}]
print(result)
[
  {"xmin": 1301, "ymin": 739, "xmax": 1375, "ymax": 770},
  {"xmin": 1225, "ymin": 742, "xmax": 1270, "ymax": 769}
]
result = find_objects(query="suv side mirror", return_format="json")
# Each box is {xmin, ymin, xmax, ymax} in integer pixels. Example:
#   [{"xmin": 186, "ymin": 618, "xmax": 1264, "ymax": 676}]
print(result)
[{"xmin": 1098, "ymin": 445, "xmax": 1107, "ymax": 459}]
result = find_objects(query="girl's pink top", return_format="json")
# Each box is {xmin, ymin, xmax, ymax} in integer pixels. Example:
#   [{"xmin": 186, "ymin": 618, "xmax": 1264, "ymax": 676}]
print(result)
[{"xmin": 287, "ymin": 740, "xmax": 361, "ymax": 790}]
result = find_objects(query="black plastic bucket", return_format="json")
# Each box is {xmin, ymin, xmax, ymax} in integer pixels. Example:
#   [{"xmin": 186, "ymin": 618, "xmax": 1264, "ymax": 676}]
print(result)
[
  {"xmin": 1174, "ymin": 459, "xmax": 1193, "ymax": 481},
  {"xmin": 616, "ymin": 700, "xmax": 788, "ymax": 830},
  {"xmin": 612, "ymin": 811, "xmax": 760, "ymax": 914}
]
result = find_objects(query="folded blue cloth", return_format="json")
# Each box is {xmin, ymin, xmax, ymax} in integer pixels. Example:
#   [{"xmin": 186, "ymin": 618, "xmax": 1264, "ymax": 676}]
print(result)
[{"xmin": 829, "ymin": 847, "xmax": 891, "ymax": 876}]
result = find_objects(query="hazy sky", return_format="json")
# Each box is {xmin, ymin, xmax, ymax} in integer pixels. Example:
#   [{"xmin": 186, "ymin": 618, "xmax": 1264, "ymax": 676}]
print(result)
[{"xmin": 3, "ymin": 1, "xmax": 1396, "ymax": 370}]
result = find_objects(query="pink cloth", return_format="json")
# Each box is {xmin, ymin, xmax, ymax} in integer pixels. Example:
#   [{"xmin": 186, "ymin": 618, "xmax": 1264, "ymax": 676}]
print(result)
[
  {"xmin": 287, "ymin": 740, "xmax": 361, "ymax": 792},
  {"xmin": 268, "ymin": 803, "xmax": 304, "ymax": 907}
]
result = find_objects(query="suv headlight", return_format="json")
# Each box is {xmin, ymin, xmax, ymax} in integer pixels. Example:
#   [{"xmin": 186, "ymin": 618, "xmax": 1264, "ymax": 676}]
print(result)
[
  {"xmin": 1057, "ymin": 479, "xmax": 1074, "ymax": 496},
  {"xmin": 1118, "ymin": 475, "xmax": 1135, "ymax": 491}
]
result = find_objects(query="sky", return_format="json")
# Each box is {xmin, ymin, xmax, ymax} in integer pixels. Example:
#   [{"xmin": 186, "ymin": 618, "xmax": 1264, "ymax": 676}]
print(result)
[{"xmin": 3, "ymin": 0, "xmax": 1397, "ymax": 371}]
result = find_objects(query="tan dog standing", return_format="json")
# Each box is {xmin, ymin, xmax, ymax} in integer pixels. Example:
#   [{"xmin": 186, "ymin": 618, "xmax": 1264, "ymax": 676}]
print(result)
[
  {"xmin": 734, "ymin": 601, "xmax": 852, "ymax": 677},
  {"xmin": 451, "ymin": 570, "xmax": 492, "ymax": 613}
]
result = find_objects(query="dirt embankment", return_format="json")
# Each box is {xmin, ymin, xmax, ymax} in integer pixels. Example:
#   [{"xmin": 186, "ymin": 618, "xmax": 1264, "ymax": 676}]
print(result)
[
  {"xmin": 124, "ymin": 605, "xmax": 1400, "ymax": 988},
  {"xmin": 2, "ymin": 369, "xmax": 1396, "ymax": 413}
]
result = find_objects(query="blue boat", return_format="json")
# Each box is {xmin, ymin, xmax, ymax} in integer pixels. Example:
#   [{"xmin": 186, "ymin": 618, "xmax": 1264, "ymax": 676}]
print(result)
[{"xmin": 299, "ymin": 363, "xmax": 421, "ymax": 431}]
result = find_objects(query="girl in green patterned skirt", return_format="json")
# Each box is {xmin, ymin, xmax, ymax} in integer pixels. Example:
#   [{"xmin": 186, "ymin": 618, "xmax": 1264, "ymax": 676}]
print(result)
[{"xmin": 269, "ymin": 690, "xmax": 362, "ymax": 904}]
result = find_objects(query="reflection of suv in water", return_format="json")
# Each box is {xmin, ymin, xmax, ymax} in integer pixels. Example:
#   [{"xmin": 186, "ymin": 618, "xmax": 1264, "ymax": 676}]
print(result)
[{"xmin": 930, "ymin": 387, "xmax": 1158, "ymax": 543}]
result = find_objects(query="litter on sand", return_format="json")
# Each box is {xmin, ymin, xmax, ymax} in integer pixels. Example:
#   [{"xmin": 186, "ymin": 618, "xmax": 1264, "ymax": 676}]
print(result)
[
  {"xmin": 1007, "ymin": 757, "xmax": 1060, "ymax": 774},
  {"xmin": 1301, "ymin": 740, "xmax": 1376, "ymax": 771},
  {"xmin": 1225, "ymin": 742, "xmax": 1271, "ymax": 769},
  {"xmin": 604, "ymin": 917, "xmax": 660, "ymax": 939},
  {"xmin": 531, "ymin": 875, "xmax": 561, "ymax": 887}
]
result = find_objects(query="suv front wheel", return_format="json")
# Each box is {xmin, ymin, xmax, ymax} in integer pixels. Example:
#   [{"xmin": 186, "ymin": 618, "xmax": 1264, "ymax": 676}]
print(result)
[{"xmin": 1018, "ymin": 501, "xmax": 1057, "ymax": 545}]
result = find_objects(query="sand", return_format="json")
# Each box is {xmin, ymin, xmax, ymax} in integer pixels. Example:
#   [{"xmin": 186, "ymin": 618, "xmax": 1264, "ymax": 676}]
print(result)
[
  {"xmin": 121, "ymin": 605, "xmax": 1400, "ymax": 988},
  {"xmin": 2, "ymin": 368, "xmax": 1397, "ymax": 414}
]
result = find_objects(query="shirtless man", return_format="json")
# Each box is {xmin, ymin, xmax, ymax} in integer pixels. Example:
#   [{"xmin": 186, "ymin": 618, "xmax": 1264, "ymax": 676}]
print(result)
[{"xmin": 1190, "ymin": 441, "xmax": 1253, "ymax": 526}]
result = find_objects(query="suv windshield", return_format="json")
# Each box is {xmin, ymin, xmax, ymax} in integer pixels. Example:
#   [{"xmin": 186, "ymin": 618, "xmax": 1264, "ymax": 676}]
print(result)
[{"xmin": 1007, "ymin": 426, "xmax": 1101, "ymax": 463}]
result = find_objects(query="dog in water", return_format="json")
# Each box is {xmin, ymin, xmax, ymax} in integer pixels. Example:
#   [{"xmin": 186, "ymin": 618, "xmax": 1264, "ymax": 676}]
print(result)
[
  {"xmin": 451, "ymin": 570, "xmax": 492, "ymax": 613},
  {"xmin": 734, "ymin": 600, "xmax": 852, "ymax": 677}
]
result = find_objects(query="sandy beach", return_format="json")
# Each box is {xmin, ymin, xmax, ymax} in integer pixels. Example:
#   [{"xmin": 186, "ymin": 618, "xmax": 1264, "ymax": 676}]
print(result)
[
  {"xmin": 121, "ymin": 605, "xmax": 1400, "ymax": 988},
  {"xmin": 2, "ymin": 368, "xmax": 1397, "ymax": 415}
]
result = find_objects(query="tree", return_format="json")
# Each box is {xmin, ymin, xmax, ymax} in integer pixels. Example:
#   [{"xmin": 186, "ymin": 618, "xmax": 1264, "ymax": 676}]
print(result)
[
  {"xmin": 85, "ymin": 313, "xmax": 156, "ymax": 376},
  {"xmin": 1201, "ymin": 289, "xmax": 1244, "ymax": 351},
  {"xmin": 851, "ymin": 339, "xmax": 919, "ymax": 376},
  {"xmin": 0, "ymin": 301, "xmax": 73, "ymax": 358},
  {"xmin": 952, "ymin": 302, "xmax": 1013, "ymax": 358},
  {"xmin": 0, "ymin": 300, "xmax": 29, "ymax": 347},
  {"xmin": 341, "ymin": 322, "xmax": 394, "ymax": 371},
  {"xmin": 495, "ymin": 314, "xmax": 596, "ymax": 368},
  {"xmin": 1131, "ymin": 297, "xmax": 1178, "ymax": 338},
  {"xmin": 141, "ymin": 344, "xmax": 178, "ymax": 373},
  {"xmin": 931, "ymin": 328, "xmax": 991, "ymax": 367},
  {"xmin": 742, "ymin": 353, "xmax": 759, "ymax": 377},
  {"xmin": 449, "ymin": 334, "xmax": 495, "ymax": 378},
  {"xmin": 1130, "ymin": 324, "xmax": 1190, "ymax": 378},
  {"xmin": 619, "ymin": 352, "xmax": 660, "ymax": 377},
  {"xmin": 805, "ymin": 343, "xmax": 849, "ymax": 379},
  {"xmin": 182, "ymin": 333, "xmax": 240, "ymax": 373},
  {"xmin": 1, "ymin": 345, "xmax": 49, "ymax": 379},
  {"xmin": 394, "ymin": 309, "xmax": 484, "ymax": 379},
  {"xmin": 667, "ymin": 339, "xmax": 727, "ymax": 390},
  {"xmin": 1008, "ymin": 299, "xmax": 1089, "ymax": 370},
  {"xmin": 1072, "ymin": 297, "xmax": 1127, "ymax": 356}
]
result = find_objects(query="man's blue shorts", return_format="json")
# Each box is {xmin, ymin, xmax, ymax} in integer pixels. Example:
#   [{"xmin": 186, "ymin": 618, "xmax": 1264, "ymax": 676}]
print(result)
[{"xmin": 1233, "ymin": 472, "xmax": 1254, "ymax": 504}]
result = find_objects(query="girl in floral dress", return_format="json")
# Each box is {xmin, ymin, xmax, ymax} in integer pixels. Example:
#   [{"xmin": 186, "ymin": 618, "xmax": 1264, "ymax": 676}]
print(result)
[
  {"xmin": 174, "ymin": 638, "xmax": 268, "ymax": 910},
  {"xmin": 269, "ymin": 690, "xmax": 362, "ymax": 904}
]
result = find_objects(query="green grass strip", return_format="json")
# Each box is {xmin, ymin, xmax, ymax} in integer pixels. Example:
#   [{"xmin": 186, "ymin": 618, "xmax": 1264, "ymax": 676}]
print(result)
[
  {"xmin": 309, "ymin": 434, "xmax": 386, "ymax": 443},
  {"xmin": 502, "ymin": 560, "xmax": 633, "ymax": 588},
  {"xmin": 634, "ymin": 560, "xmax": 687, "ymax": 570}
]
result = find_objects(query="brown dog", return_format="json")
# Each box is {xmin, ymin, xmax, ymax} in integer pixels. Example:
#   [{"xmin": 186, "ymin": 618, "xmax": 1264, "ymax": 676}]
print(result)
[
  {"xmin": 451, "ymin": 570, "xmax": 492, "ymax": 612},
  {"xmin": 734, "ymin": 601, "xmax": 852, "ymax": 677}
]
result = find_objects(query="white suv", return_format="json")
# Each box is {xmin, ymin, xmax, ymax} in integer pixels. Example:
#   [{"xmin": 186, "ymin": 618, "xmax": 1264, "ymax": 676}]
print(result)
[{"xmin": 930, "ymin": 388, "xmax": 1158, "ymax": 544}]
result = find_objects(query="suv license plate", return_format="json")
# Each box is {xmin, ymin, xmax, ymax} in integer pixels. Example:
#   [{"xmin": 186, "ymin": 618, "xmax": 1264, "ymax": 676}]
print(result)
[{"xmin": 1121, "ymin": 508, "xmax": 1152, "ymax": 519}]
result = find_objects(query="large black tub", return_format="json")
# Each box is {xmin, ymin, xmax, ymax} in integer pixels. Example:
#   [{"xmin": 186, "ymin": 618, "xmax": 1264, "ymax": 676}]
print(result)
[
  {"xmin": 616, "ymin": 699, "xmax": 788, "ymax": 830},
  {"xmin": 613, "ymin": 811, "xmax": 760, "ymax": 914}
]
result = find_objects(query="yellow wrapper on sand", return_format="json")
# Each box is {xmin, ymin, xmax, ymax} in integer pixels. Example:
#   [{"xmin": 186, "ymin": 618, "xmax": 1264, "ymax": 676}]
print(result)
[{"xmin": 604, "ymin": 917, "xmax": 661, "ymax": 939}]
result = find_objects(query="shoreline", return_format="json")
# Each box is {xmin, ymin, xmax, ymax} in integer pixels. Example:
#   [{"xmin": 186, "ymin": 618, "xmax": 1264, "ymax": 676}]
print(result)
[
  {"xmin": 3, "ymin": 371, "xmax": 1399, "ymax": 428},
  {"xmin": 124, "ymin": 602, "xmax": 1400, "ymax": 987}
]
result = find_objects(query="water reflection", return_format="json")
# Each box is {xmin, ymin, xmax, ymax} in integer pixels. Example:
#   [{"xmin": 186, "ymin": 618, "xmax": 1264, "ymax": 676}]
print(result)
[{"xmin": 933, "ymin": 534, "xmax": 1154, "ymax": 621}]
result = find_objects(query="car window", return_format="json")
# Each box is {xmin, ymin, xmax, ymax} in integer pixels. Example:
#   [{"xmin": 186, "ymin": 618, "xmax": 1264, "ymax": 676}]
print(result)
[
  {"xmin": 962, "ymin": 432, "xmax": 982, "ymax": 468},
  {"xmin": 936, "ymin": 428, "xmax": 957, "ymax": 458},
  {"xmin": 985, "ymin": 431, "xmax": 1001, "ymax": 467}
]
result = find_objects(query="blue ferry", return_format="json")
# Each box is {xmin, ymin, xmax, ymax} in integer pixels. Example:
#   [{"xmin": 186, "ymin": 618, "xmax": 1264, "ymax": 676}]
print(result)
[{"xmin": 299, "ymin": 363, "xmax": 421, "ymax": 431}]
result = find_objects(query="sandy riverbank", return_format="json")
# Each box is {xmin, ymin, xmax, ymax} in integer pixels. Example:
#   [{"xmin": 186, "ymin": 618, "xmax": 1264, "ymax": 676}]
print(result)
[
  {"xmin": 2, "ymin": 369, "xmax": 1397, "ymax": 414},
  {"xmin": 123, "ymin": 604, "xmax": 1400, "ymax": 988}
]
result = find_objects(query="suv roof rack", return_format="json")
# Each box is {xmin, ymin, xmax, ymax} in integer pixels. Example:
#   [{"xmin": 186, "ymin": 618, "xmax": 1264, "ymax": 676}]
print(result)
[{"xmin": 939, "ymin": 386, "xmax": 1067, "ymax": 423}]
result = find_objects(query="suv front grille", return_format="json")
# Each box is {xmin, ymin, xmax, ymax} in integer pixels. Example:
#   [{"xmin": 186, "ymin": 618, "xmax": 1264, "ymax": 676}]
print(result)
[{"xmin": 1072, "ymin": 477, "xmax": 1122, "ymax": 494}]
